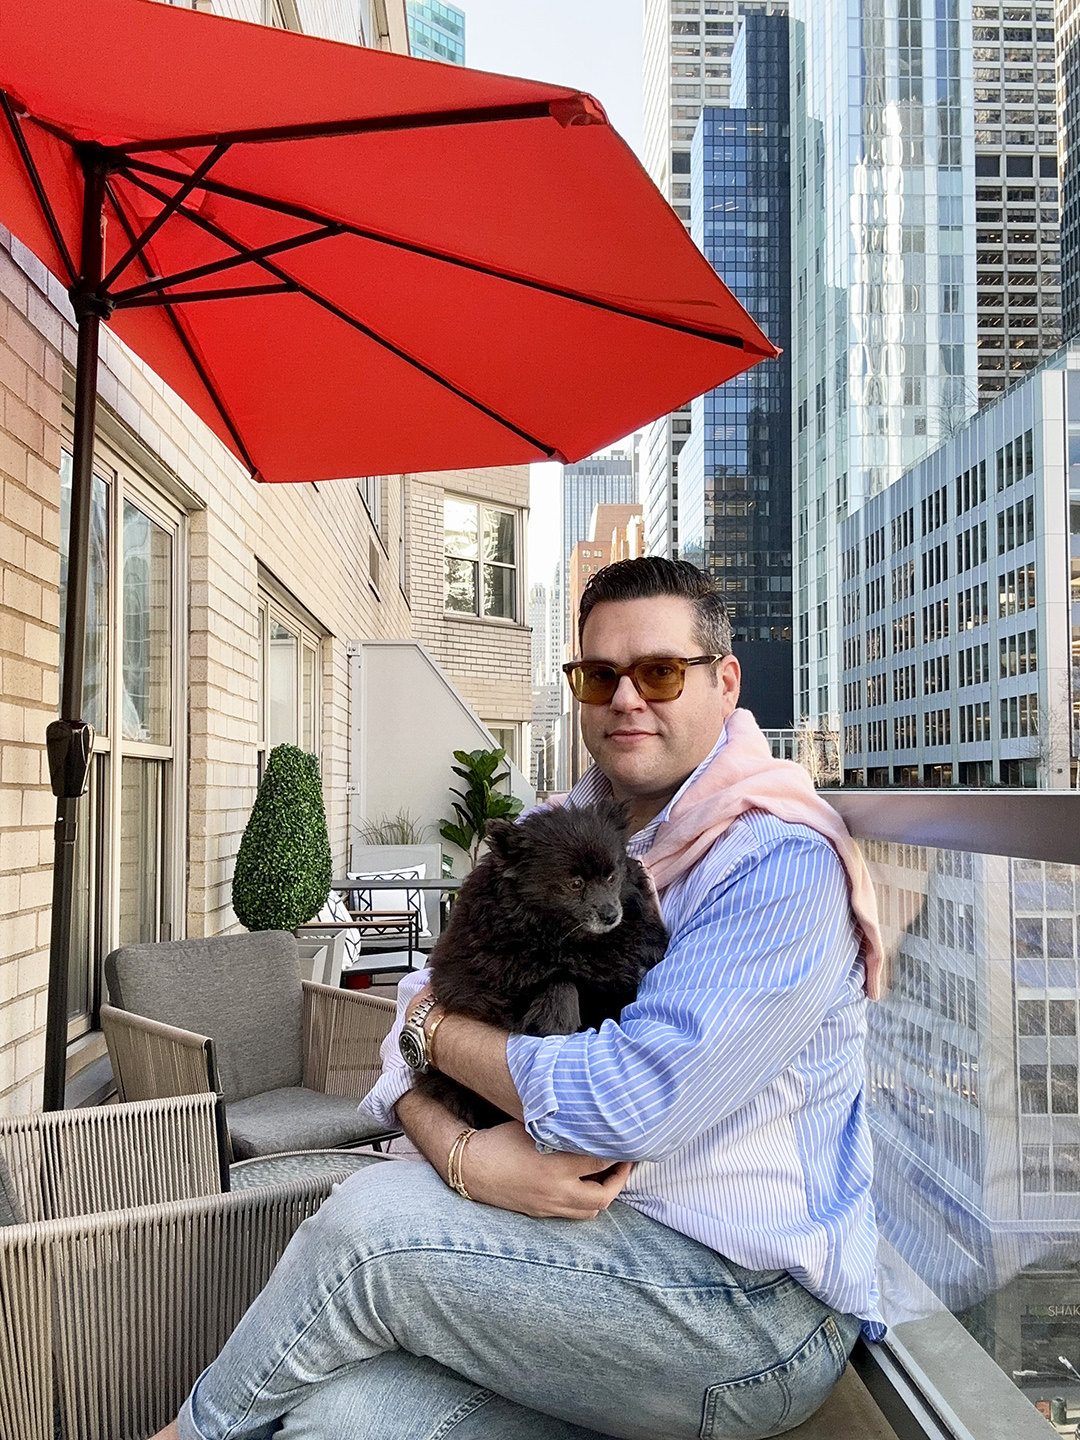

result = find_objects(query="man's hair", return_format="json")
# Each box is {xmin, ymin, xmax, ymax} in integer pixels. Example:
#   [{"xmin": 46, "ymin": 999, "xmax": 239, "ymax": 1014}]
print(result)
[{"xmin": 576, "ymin": 557, "xmax": 733, "ymax": 658}]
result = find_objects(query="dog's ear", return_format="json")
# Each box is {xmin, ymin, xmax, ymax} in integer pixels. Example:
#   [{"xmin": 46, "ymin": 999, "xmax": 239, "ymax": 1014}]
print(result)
[
  {"xmin": 484, "ymin": 819, "xmax": 522, "ymax": 868},
  {"xmin": 600, "ymin": 798, "xmax": 631, "ymax": 837}
]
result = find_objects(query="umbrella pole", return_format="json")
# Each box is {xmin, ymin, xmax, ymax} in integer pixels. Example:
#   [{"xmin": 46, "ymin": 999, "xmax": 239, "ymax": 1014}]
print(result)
[{"xmin": 42, "ymin": 150, "xmax": 108, "ymax": 1110}]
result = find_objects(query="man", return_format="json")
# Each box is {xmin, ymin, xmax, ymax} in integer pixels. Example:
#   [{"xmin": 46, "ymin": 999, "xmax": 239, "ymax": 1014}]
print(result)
[{"xmin": 165, "ymin": 557, "xmax": 882, "ymax": 1440}]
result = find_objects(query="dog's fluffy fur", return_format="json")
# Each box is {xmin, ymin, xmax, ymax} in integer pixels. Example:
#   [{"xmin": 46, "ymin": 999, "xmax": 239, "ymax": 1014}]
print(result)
[{"xmin": 416, "ymin": 800, "xmax": 669, "ymax": 1129}]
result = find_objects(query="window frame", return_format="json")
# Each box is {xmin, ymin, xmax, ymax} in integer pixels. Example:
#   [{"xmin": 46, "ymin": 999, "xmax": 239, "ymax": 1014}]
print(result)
[
  {"xmin": 442, "ymin": 495, "xmax": 521, "ymax": 624},
  {"xmin": 256, "ymin": 585, "xmax": 323, "ymax": 782},
  {"xmin": 60, "ymin": 432, "xmax": 188, "ymax": 1042}
]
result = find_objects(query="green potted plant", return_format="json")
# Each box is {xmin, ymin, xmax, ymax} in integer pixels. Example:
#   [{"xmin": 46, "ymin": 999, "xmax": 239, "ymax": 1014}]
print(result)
[
  {"xmin": 232, "ymin": 744, "xmax": 333, "ymax": 930},
  {"xmin": 440, "ymin": 747, "xmax": 524, "ymax": 869}
]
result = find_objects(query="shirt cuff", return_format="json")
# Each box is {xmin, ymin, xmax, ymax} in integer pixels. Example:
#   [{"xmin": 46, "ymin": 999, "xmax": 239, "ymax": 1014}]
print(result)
[
  {"xmin": 506, "ymin": 1030, "xmax": 574, "ymax": 1152},
  {"xmin": 358, "ymin": 968, "xmax": 431, "ymax": 1128}
]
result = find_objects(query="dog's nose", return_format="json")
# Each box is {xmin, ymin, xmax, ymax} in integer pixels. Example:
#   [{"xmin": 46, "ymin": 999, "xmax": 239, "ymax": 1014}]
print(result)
[{"xmin": 596, "ymin": 903, "xmax": 622, "ymax": 929}]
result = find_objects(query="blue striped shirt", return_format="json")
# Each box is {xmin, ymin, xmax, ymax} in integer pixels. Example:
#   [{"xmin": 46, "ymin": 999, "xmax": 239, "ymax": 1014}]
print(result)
[{"xmin": 362, "ymin": 729, "xmax": 884, "ymax": 1334}]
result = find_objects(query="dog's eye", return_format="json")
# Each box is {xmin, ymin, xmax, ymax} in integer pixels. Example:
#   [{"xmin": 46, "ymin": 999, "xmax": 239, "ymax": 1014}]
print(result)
[
  {"xmin": 605, "ymin": 871, "xmax": 617, "ymax": 884},
  {"xmin": 567, "ymin": 877, "xmax": 584, "ymax": 891}
]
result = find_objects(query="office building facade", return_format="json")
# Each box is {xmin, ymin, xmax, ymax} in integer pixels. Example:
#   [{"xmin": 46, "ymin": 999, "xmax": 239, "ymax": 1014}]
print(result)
[
  {"xmin": 791, "ymin": 0, "xmax": 1058, "ymax": 735},
  {"xmin": 560, "ymin": 446, "xmax": 638, "ymax": 636},
  {"xmin": 840, "ymin": 347, "xmax": 1078, "ymax": 790},
  {"xmin": 1059, "ymin": 0, "xmax": 1080, "ymax": 338},
  {"xmin": 641, "ymin": 0, "xmax": 788, "ymax": 561},
  {"xmin": 405, "ymin": 0, "xmax": 464, "ymax": 64},
  {"xmin": 680, "ymin": 14, "xmax": 793, "ymax": 727},
  {"xmin": 971, "ymin": 2, "xmax": 1060, "ymax": 402}
]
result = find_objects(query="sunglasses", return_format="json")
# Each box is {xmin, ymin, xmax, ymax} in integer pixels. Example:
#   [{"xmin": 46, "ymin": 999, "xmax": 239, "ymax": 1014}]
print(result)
[{"xmin": 562, "ymin": 654, "xmax": 725, "ymax": 705}]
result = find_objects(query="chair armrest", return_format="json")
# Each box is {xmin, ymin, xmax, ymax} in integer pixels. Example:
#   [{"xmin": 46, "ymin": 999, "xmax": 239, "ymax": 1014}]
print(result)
[
  {"xmin": 301, "ymin": 981, "xmax": 397, "ymax": 1097},
  {"xmin": 0, "ymin": 1094, "xmax": 223, "ymax": 1222},
  {"xmin": 101, "ymin": 1002, "xmax": 218, "ymax": 1103},
  {"xmin": 0, "ymin": 1171, "xmax": 353, "ymax": 1440}
]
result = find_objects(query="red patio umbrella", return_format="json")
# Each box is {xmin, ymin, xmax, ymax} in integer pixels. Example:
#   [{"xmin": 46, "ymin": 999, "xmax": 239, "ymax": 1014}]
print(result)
[{"xmin": 0, "ymin": 0, "xmax": 778, "ymax": 1106}]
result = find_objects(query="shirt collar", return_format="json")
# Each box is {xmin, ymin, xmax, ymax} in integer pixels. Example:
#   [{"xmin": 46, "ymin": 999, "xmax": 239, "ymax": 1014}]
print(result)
[{"xmin": 566, "ymin": 724, "xmax": 729, "ymax": 856}]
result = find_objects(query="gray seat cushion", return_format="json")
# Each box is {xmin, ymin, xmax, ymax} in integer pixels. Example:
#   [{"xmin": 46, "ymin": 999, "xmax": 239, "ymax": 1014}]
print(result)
[
  {"xmin": 226, "ymin": 1087, "xmax": 395, "ymax": 1159},
  {"xmin": 105, "ymin": 931, "xmax": 304, "ymax": 1103}
]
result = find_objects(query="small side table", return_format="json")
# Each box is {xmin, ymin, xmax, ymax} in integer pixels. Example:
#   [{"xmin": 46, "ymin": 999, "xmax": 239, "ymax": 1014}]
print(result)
[{"xmin": 230, "ymin": 1149, "xmax": 391, "ymax": 1190}]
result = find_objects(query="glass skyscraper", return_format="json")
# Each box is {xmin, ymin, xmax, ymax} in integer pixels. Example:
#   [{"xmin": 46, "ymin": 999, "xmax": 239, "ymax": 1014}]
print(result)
[
  {"xmin": 793, "ymin": 1, "xmax": 1059, "ymax": 737},
  {"xmin": 406, "ymin": 0, "xmax": 464, "ymax": 65},
  {"xmin": 679, "ymin": 14, "xmax": 793, "ymax": 727},
  {"xmin": 641, "ymin": 0, "xmax": 789, "ymax": 562}
]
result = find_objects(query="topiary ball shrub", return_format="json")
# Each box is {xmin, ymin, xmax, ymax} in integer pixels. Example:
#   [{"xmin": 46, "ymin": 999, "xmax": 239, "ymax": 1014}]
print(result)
[{"xmin": 232, "ymin": 744, "xmax": 333, "ymax": 932}]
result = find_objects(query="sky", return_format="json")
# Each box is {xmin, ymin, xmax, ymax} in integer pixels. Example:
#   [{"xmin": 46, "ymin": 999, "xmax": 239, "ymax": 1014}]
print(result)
[{"xmin": 456, "ymin": 0, "xmax": 644, "ymax": 596}]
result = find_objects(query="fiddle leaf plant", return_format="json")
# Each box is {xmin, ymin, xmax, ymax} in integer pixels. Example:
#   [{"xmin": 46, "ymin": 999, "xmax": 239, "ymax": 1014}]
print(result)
[
  {"xmin": 439, "ymin": 747, "xmax": 523, "ymax": 868},
  {"xmin": 232, "ymin": 744, "xmax": 333, "ymax": 931}
]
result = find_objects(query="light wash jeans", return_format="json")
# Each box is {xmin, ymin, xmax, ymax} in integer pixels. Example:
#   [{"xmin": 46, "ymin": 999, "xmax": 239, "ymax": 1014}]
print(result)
[{"xmin": 178, "ymin": 1162, "xmax": 859, "ymax": 1440}]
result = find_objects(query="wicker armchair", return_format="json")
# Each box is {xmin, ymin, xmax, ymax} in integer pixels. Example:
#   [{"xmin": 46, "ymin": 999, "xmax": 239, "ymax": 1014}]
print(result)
[
  {"xmin": 101, "ymin": 931, "xmax": 400, "ymax": 1162},
  {"xmin": 0, "ymin": 1094, "xmax": 362, "ymax": 1440}
]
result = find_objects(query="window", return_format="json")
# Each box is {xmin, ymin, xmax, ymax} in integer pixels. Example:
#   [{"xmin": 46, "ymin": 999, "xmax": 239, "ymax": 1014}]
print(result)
[
  {"xmin": 444, "ymin": 498, "xmax": 518, "ymax": 621},
  {"xmin": 357, "ymin": 475, "xmax": 384, "ymax": 534},
  {"xmin": 485, "ymin": 724, "xmax": 520, "ymax": 769},
  {"xmin": 257, "ymin": 588, "xmax": 322, "ymax": 779},
  {"xmin": 59, "ymin": 442, "xmax": 186, "ymax": 1041}
]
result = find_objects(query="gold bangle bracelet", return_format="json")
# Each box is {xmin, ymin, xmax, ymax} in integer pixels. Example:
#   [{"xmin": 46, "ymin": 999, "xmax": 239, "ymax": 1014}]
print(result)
[
  {"xmin": 426, "ymin": 1008, "xmax": 448, "ymax": 1070},
  {"xmin": 447, "ymin": 1126, "xmax": 476, "ymax": 1201}
]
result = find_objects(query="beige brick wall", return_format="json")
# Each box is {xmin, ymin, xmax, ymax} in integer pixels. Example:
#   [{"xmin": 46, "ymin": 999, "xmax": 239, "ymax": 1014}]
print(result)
[
  {"xmin": 0, "ymin": 236, "xmax": 63, "ymax": 1113},
  {"xmin": 0, "ymin": 227, "xmax": 415, "ymax": 1113},
  {"xmin": 409, "ymin": 467, "xmax": 532, "ymax": 739}
]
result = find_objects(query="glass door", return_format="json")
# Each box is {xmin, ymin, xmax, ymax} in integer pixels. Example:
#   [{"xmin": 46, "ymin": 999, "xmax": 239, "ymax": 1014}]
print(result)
[{"xmin": 58, "ymin": 442, "xmax": 185, "ymax": 1037}]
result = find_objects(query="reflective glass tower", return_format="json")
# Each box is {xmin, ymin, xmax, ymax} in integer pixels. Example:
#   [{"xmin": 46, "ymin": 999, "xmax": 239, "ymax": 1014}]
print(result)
[
  {"xmin": 679, "ymin": 14, "xmax": 793, "ymax": 727},
  {"xmin": 642, "ymin": 0, "xmax": 788, "ymax": 561},
  {"xmin": 405, "ymin": 0, "xmax": 464, "ymax": 64},
  {"xmin": 793, "ymin": 1, "xmax": 1059, "ymax": 739}
]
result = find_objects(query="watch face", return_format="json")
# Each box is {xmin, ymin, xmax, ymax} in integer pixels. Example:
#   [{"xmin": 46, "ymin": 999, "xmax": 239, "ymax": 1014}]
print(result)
[{"xmin": 399, "ymin": 1026, "xmax": 426, "ymax": 1072}]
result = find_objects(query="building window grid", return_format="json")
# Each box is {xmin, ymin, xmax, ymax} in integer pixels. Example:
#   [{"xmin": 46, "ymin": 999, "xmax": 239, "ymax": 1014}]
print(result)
[
  {"xmin": 998, "ymin": 563, "xmax": 1037, "ymax": 616},
  {"xmin": 997, "ymin": 492, "xmax": 1036, "ymax": 554},
  {"xmin": 958, "ymin": 641, "xmax": 991, "ymax": 686},
  {"xmin": 1000, "ymin": 691, "xmax": 1040, "ymax": 739}
]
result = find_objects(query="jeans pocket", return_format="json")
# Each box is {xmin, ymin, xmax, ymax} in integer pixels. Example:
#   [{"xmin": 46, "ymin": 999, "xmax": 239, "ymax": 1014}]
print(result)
[{"xmin": 698, "ymin": 1314, "xmax": 848, "ymax": 1440}]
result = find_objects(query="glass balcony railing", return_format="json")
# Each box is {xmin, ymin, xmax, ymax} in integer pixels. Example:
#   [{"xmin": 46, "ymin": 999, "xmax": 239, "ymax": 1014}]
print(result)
[{"xmin": 825, "ymin": 791, "xmax": 1080, "ymax": 1439}]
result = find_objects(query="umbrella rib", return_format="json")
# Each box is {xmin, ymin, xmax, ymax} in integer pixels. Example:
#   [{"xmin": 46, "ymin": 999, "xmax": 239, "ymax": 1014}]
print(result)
[
  {"xmin": 100, "ymin": 142, "xmax": 231, "ymax": 292},
  {"xmin": 0, "ymin": 91, "xmax": 77, "ymax": 285},
  {"xmin": 115, "ymin": 283, "xmax": 298, "ymax": 308},
  {"xmin": 119, "ymin": 170, "xmax": 559, "ymax": 458},
  {"xmin": 110, "ymin": 225, "xmax": 341, "ymax": 304},
  {"xmin": 105, "ymin": 178, "xmax": 260, "ymax": 476},
  {"xmin": 112, "ymin": 101, "xmax": 559, "ymax": 154},
  {"xmin": 118, "ymin": 157, "xmax": 754, "ymax": 354}
]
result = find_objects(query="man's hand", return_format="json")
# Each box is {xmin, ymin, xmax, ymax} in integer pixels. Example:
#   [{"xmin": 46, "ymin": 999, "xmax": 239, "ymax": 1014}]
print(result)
[{"xmin": 464, "ymin": 1121, "xmax": 633, "ymax": 1220}]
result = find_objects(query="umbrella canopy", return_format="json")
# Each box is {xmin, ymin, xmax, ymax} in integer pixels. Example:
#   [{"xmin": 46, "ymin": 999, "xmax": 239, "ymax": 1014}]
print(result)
[
  {"xmin": 0, "ymin": 0, "xmax": 776, "ymax": 481},
  {"xmin": 0, "ymin": 0, "xmax": 779, "ymax": 1109}
]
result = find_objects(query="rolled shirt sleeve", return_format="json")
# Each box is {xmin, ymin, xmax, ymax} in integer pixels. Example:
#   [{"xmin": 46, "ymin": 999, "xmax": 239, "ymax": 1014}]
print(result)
[
  {"xmin": 506, "ymin": 832, "xmax": 861, "ymax": 1162},
  {"xmin": 358, "ymin": 967, "xmax": 431, "ymax": 1129}
]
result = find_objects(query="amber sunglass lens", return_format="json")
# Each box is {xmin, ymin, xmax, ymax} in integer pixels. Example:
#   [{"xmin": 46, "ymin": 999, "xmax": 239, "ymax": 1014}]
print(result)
[
  {"xmin": 634, "ymin": 661, "xmax": 684, "ymax": 700},
  {"xmin": 575, "ymin": 665, "xmax": 618, "ymax": 703}
]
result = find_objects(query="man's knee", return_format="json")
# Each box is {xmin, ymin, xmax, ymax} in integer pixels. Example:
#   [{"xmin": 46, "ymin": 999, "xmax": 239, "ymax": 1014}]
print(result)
[{"xmin": 308, "ymin": 1160, "xmax": 460, "ymax": 1260}]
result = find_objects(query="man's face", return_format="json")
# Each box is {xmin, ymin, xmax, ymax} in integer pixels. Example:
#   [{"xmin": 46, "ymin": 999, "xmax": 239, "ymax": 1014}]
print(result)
[{"xmin": 577, "ymin": 596, "xmax": 740, "ymax": 805}]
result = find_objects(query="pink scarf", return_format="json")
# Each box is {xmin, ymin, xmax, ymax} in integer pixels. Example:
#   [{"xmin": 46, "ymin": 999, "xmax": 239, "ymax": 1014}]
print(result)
[{"xmin": 643, "ymin": 709, "xmax": 885, "ymax": 999}]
